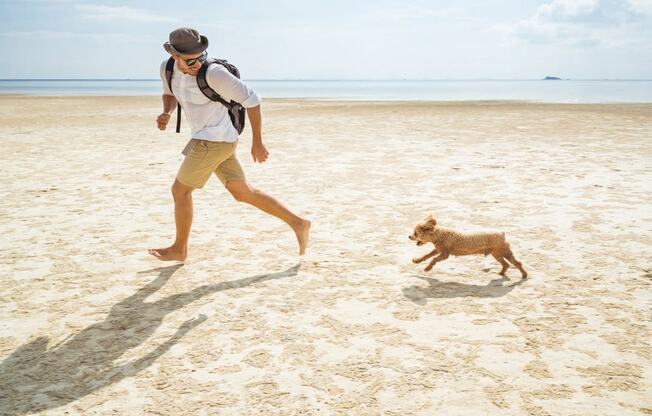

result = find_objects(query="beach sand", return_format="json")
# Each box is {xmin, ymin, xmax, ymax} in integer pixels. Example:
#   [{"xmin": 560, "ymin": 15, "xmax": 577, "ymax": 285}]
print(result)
[{"xmin": 1, "ymin": 96, "xmax": 651, "ymax": 415}]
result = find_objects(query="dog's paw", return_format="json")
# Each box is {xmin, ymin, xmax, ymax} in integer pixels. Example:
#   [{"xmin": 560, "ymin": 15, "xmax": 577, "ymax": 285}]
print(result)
[
  {"xmin": 412, "ymin": 257, "xmax": 422, "ymax": 264},
  {"xmin": 424, "ymin": 265, "xmax": 433, "ymax": 272}
]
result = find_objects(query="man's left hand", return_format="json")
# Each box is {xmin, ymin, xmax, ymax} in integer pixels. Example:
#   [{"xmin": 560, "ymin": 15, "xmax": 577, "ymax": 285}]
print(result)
[{"xmin": 251, "ymin": 141, "xmax": 269, "ymax": 163}]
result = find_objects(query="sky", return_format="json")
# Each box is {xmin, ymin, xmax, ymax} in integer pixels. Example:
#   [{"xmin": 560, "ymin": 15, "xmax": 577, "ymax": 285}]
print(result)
[{"xmin": 0, "ymin": 0, "xmax": 651, "ymax": 79}]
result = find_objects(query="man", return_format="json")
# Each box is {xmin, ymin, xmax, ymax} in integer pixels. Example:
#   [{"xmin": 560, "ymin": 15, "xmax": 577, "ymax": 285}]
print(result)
[{"xmin": 149, "ymin": 28, "xmax": 310, "ymax": 262}]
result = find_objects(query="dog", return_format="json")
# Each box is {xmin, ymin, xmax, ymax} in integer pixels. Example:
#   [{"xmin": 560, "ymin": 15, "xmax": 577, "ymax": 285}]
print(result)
[{"xmin": 409, "ymin": 215, "xmax": 527, "ymax": 278}]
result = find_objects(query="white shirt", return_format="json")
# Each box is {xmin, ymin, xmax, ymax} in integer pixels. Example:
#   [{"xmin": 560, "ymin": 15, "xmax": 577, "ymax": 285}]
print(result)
[{"xmin": 159, "ymin": 60, "xmax": 261, "ymax": 143}]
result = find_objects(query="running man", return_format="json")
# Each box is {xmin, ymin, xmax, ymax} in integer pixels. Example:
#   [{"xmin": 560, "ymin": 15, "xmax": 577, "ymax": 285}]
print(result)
[{"xmin": 149, "ymin": 27, "xmax": 310, "ymax": 261}]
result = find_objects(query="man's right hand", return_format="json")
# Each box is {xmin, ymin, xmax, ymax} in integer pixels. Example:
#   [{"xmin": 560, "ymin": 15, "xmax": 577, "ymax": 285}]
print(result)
[{"xmin": 157, "ymin": 113, "xmax": 171, "ymax": 130}]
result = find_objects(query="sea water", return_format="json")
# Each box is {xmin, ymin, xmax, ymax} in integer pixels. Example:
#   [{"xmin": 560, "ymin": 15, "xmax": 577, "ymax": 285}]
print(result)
[{"xmin": 1, "ymin": 79, "xmax": 651, "ymax": 103}]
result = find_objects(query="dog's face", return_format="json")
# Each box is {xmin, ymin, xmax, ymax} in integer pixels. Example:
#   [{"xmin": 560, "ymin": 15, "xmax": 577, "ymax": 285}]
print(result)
[{"xmin": 409, "ymin": 215, "xmax": 438, "ymax": 246}]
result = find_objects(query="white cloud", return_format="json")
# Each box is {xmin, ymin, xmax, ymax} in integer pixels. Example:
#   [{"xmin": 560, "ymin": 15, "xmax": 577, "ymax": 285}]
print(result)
[
  {"xmin": 367, "ymin": 6, "xmax": 460, "ymax": 20},
  {"xmin": 76, "ymin": 4, "xmax": 178, "ymax": 23},
  {"xmin": 18, "ymin": 0, "xmax": 77, "ymax": 3},
  {"xmin": 0, "ymin": 30, "xmax": 153, "ymax": 43},
  {"xmin": 508, "ymin": 0, "xmax": 651, "ymax": 47},
  {"xmin": 628, "ymin": 0, "xmax": 652, "ymax": 15},
  {"xmin": 535, "ymin": 0, "xmax": 600, "ymax": 23}
]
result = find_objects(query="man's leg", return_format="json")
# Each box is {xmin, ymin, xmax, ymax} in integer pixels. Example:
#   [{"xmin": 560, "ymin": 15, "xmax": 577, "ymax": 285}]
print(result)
[
  {"xmin": 226, "ymin": 180, "xmax": 310, "ymax": 255},
  {"xmin": 148, "ymin": 179, "xmax": 194, "ymax": 261}
]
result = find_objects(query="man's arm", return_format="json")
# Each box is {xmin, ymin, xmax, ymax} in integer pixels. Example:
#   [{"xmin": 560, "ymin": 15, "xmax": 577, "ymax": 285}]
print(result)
[
  {"xmin": 247, "ymin": 105, "xmax": 269, "ymax": 163},
  {"xmin": 204, "ymin": 66, "xmax": 266, "ymax": 162},
  {"xmin": 157, "ymin": 94, "xmax": 178, "ymax": 131}
]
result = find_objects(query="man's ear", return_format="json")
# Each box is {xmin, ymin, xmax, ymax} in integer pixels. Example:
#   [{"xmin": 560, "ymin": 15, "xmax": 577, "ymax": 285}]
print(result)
[{"xmin": 425, "ymin": 215, "xmax": 437, "ymax": 226}]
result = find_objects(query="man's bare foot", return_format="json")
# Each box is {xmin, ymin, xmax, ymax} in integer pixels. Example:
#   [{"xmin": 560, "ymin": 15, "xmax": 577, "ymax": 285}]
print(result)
[
  {"xmin": 148, "ymin": 246, "xmax": 187, "ymax": 262},
  {"xmin": 293, "ymin": 219, "xmax": 311, "ymax": 256}
]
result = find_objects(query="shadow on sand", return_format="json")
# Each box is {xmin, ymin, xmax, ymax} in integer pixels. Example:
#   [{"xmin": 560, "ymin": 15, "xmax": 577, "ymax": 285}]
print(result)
[
  {"xmin": 0, "ymin": 263, "xmax": 300, "ymax": 415},
  {"xmin": 403, "ymin": 275, "xmax": 526, "ymax": 305}
]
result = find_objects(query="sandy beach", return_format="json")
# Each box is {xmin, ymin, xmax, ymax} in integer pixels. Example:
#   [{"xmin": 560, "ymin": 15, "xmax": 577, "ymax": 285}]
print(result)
[{"xmin": 1, "ymin": 95, "xmax": 651, "ymax": 415}]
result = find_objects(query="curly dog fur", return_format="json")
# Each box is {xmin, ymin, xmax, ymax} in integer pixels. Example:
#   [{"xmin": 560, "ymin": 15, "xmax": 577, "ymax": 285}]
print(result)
[{"xmin": 409, "ymin": 215, "xmax": 527, "ymax": 278}]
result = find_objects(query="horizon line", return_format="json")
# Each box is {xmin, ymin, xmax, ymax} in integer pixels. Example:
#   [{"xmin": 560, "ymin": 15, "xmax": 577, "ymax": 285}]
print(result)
[
  {"xmin": 1, "ymin": 78, "xmax": 652, "ymax": 82},
  {"xmin": 0, "ymin": 78, "xmax": 652, "ymax": 82}
]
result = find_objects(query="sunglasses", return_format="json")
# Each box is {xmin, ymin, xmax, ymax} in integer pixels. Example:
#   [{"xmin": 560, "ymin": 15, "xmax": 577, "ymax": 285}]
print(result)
[{"xmin": 182, "ymin": 51, "xmax": 207, "ymax": 66}]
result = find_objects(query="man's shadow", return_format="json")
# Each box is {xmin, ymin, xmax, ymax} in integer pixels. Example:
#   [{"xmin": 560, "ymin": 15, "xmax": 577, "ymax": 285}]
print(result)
[
  {"xmin": 0, "ymin": 263, "xmax": 300, "ymax": 415},
  {"xmin": 402, "ymin": 274, "xmax": 526, "ymax": 305}
]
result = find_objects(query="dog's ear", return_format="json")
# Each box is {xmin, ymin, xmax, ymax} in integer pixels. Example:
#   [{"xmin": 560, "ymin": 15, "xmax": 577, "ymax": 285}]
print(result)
[{"xmin": 425, "ymin": 215, "xmax": 437, "ymax": 226}]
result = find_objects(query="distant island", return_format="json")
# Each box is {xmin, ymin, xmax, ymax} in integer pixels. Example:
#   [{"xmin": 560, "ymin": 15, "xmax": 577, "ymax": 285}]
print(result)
[{"xmin": 543, "ymin": 76, "xmax": 562, "ymax": 80}]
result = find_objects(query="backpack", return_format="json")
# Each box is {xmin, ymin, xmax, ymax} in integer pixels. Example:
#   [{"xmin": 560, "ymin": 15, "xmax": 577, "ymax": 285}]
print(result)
[{"xmin": 164, "ymin": 57, "xmax": 246, "ymax": 134}]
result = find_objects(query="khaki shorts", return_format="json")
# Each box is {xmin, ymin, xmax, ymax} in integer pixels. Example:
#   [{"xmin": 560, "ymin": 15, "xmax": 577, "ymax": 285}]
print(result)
[{"xmin": 176, "ymin": 139, "xmax": 245, "ymax": 189}]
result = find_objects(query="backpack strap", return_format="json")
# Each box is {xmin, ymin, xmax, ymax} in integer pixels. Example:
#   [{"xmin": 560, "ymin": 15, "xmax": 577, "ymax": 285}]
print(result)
[
  {"xmin": 165, "ymin": 57, "xmax": 174, "ymax": 91},
  {"xmin": 196, "ymin": 59, "xmax": 236, "ymax": 109},
  {"xmin": 165, "ymin": 57, "xmax": 182, "ymax": 134},
  {"xmin": 196, "ymin": 59, "xmax": 247, "ymax": 134}
]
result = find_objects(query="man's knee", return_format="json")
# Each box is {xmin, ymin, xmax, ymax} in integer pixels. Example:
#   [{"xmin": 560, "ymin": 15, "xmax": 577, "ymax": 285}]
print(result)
[
  {"xmin": 226, "ymin": 181, "xmax": 254, "ymax": 202},
  {"xmin": 172, "ymin": 180, "xmax": 194, "ymax": 199}
]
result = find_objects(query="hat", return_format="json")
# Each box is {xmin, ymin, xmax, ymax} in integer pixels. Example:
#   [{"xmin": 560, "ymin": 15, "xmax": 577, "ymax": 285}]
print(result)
[{"xmin": 163, "ymin": 27, "xmax": 209, "ymax": 55}]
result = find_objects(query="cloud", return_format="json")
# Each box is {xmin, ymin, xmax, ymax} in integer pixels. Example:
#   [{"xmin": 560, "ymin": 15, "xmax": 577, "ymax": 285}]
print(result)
[
  {"xmin": 628, "ymin": 0, "xmax": 652, "ymax": 15},
  {"xmin": 76, "ymin": 4, "xmax": 178, "ymax": 23},
  {"xmin": 18, "ymin": 0, "xmax": 77, "ymax": 3},
  {"xmin": 364, "ymin": 6, "xmax": 479, "ymax": 23},
  {"xmin": 0, "ymin": 31, "xmax": 153, "ymax": 43},
  {"xmin": 507, "ymin": 0, "xmax": 652, "ymax": 47},
  {"xmin": 536, "ymin": 0, "xmax": 603, "ymax": 23}
]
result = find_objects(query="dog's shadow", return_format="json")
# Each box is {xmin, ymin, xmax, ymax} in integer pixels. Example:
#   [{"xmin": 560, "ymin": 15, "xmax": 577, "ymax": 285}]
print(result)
[
  {"xmin": 402, "ymin": 274, "xmax": 526, "ymax": 305},
  {"xmin": 0, "ymin": 263, "xmax": 300, "ymax": 416}
]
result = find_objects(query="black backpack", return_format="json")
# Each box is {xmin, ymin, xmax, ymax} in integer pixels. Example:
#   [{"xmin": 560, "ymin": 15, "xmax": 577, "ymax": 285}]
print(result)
[{"xmin": 164, "ymin": 57, "xmax": 246, "ymax": 134}]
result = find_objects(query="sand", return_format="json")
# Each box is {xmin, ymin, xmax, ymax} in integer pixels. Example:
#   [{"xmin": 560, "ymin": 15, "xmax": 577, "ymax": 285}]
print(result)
[{"xmin": 0, "ymin": 95, "xmax": 651, "ymax": 415}]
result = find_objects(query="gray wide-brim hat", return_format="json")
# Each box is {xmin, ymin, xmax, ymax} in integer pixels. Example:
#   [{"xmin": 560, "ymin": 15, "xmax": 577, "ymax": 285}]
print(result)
[{"xmin": 163, "ymin": 27, "xmax": 209, "ymax": 55}]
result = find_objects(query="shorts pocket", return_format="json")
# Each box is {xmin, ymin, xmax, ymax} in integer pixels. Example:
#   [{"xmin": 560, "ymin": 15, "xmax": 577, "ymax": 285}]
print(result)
[
  {"xmin": 205, "ymin": 141, "xmax": 236, "ymax": 157},
  {"xmin": 187, "ymin": 140, "xmax": 209, "ymax": 160}
]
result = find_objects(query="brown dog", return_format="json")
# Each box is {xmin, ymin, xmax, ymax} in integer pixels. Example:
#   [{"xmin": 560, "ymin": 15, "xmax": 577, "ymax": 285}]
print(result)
[{"xmin": 409, "ymin": 215, "xmax": 527, "ymax": 278}]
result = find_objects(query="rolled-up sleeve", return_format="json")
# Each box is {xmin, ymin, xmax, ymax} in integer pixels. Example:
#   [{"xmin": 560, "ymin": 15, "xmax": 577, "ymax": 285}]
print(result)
[
  {"xmin": 159, "ymin": 60, "xmax": 174, "ymax": 96},
  {"xmin": 205, "ymin": 64, "xmax": 261, "ymax": 108}
]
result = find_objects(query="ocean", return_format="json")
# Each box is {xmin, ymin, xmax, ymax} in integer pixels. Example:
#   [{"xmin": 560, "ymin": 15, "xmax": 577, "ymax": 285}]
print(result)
[{"xmin": 1, "ymin": 79, "xmax": 651, "ymax": 103}]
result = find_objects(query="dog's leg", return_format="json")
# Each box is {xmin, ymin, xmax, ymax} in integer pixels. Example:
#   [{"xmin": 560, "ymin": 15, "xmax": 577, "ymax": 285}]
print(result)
[
  {"xmin": 413, "ymin": 248, "xmax": 439, "ymax": 264},
  {"xmin": 505, "ymin": 252, "xmax": 528, "ymax": 278},
  {"xmin": 424, "ymin": 252, "xmax": 449, "ymax": 272},
  {"xmin": 491, "ymin": 253, "xmax": 510, "ymax": 275}
]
